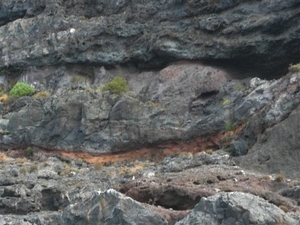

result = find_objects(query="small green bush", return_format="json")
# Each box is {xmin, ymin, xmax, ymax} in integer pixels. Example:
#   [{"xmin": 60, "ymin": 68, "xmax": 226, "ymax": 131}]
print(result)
[
  {"xmin": 9, "ymin": 82, "xmax": 35, "ymax": 97},
  {"xmin": 220, "ymin": 98, "xmax": 231, "ymax": 106},
  {"xmin": 102, "ymin": 77, "xmax": 130, "ymax": 95},
  {"xmin": 225, "ymin": 123, "xmax": 235, "ymax": 132},
  {"xmin": 24, "ymin": 147, "xmax": 33, "ymax": 158}
]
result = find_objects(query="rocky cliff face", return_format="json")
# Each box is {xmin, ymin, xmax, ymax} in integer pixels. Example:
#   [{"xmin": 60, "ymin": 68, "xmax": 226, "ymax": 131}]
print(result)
[
  {"xmin": 1, "ymin": 0, "xmax": 300, "ymax": 224},
  {"xmin": 1, "ymin": 64, "xmax": 300, "ymax": 161},
  {"xmin": 0, "ymin": 0, "xmax": 299, "ymax": 77}
]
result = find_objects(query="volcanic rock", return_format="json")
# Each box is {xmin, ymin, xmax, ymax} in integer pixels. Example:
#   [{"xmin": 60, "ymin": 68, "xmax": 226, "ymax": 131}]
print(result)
[
  {"xmin": 0, "ymin": 0, "xmax": 299, "ymax": 77},
  {"xmin": 175, "ymin": 192, "xmax": 297, "ymax": 225}
]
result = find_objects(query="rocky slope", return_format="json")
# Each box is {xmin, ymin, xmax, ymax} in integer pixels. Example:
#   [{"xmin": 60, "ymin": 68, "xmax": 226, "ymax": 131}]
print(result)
[
  {"xmin": 1, "ymin": 0, "xmax": 300, "ymax": 224},
  {"xmin": 2, "ymin": 65, "xmax": 300, "ymax": 224},
  {"xmin": 0, "ymin": 149, "xmax": 300, "ymax": 225}
]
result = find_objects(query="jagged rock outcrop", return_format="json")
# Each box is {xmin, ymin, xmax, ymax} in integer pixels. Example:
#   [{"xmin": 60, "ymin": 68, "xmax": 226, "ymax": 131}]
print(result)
[
  {"xmin": 175, "ymin": 192, "xmax": 297, "ymax": 225},
  {"xmin": 59, "ymin": 189, "xmax": 168, "ymax": 225},
  {"xmin": 120, "ymin": 152, "xmax": 298, "ymax": 213},
  {"xmin": 236, "ymin": 103, "xmax": 300, "ymax": 179},
  {"xmin": 0, "ymin": 0, "xmax": 299, "ymax": 77},
  {"xmin": 0, "ymin": 150, "xmax": 299, "ymax": 225},
  {"xmin": 0, "ymin": 63, "xmax": 231, "ymax": 153},
  {"xmin": 1, "ymin": 65, "xmax": 300, "ymax": 158}
]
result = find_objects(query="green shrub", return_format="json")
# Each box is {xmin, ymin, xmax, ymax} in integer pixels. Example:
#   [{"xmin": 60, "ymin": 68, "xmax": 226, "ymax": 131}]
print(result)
[
  {"xmin": 9, "ymin": 82, "xmax": 35, "ymax": 97},
  {"xmin": 225, "ymin": 123, "xmax": 235, "ymax": 132},
  {"xmin": 102, "ymin": 77, "xmax": 130, "ymax": 95},
  {"xmin": 220, "ymin": 98, "xmax": 231, "ymax": 106},
  {"xmin": 24, "ymin": 147, "xmax": 33, "ymax": 158}
]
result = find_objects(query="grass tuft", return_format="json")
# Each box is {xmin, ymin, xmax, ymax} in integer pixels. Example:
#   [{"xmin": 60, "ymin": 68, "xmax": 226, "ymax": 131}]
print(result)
[{"xmin": 288, "ymin": 63, "xmax": 300, "ymax": 73}]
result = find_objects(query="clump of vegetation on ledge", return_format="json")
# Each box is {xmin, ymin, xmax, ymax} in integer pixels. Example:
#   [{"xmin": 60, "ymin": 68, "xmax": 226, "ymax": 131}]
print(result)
[
  {"xmin": 102, "ymin": 76, "xmax": 130, "ymax": 95},
  {"xmin": 225, "ymin": 123, "xmax": 236, "ymax": 132},
  {"xmin": 33, "ymin": 91, "xmax": 49, "ymax": 99},
  {"xmin": 9, "ymin": 82, "xmax": 35, "ymax": 97},
  {"xmin": 70, "ymin": 75, "xmax": 88, "ymax": 84},
  {"xmin": 145, "ymin": 101, "xmax": 165, "ymax": 109},
  {"xmin": 220, "ymin": 98, "xmax": 230, "ymax": 106},
  {"xmin": 288, "ymin": 63, "xmax": 300, "ymax": 73}
]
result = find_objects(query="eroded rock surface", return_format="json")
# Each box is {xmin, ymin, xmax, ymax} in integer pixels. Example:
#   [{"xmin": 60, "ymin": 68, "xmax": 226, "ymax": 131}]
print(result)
[
  {"xmin": 236, "ymin": 103, "xmax": 300, "ymax": 179},
  {"xmin": 121, "ymin": 152, "xmax": 299, "ymax": 213},
  {"xmin": 1, "ymin": 0, "xmax": 300, "ymax": 224},
  {"xmin": 1, "ymin": 65, "xmax": 300, "ymax": 161},
  {"xmin": 59, "ymin": 189, "xmax": 168, "ymax": 225},
  {"xmin": 0, "ymin": 0, "xmax": 299, "ymax": 76},
  {"xmin": 0, "ymin": 150, "xmax": 299, "ymax": 225},
  {"xmin": 176, "ymin": 192, "xmax": 296, "ymax": 225}
]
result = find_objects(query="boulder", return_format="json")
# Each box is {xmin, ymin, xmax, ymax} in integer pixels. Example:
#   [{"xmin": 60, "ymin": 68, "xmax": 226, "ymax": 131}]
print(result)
[
  {"xmin": 230, "ymin": 140, "xmax": 248, "ymax": 156},
  {"xmin": 136, "ymin": 62, "xmax": 229, "ymax": 115},
  {"xmin": 59, "ymin": 189, "xmax": 168, "ymax": 225},
  {"xmin": 176, "ymin": 192, "xmax": 297, "ymax": 225},
  {"xmin": 236, "ymin": 103, "xmax": 300, "ymax": 179}
]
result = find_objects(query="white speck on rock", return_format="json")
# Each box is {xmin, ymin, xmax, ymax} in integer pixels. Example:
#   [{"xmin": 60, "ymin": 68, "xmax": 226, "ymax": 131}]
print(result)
[
  {"xmin": 145, "ymin": 172, "xmax": 155, "ymax": 178},
  {"xmin": 290, "ymin": 76, "xmax": 297, "ymax": 84}
]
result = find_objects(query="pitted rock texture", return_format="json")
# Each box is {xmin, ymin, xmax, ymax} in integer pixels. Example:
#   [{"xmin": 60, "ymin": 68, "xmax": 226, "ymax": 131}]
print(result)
[{"xmin": 0, "ymin": 0, "xmax": 299, "ymax": 77}]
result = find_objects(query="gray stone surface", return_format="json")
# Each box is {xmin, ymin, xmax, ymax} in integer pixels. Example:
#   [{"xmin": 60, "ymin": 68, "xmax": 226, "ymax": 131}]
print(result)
[
  {"xmin": 1, "ymin": 68, "xmax": 300, "ymax": 156},
  {"xmin": 0, "ymin": 119, "xmax": 8, "ymax": 130},
  {"xmin": 59, "ymin": 189, "xmax": 168, "ymax": 225},
  {"xmin": 176, "ymin": 192, "xmax": 297, "ymax": 225},
  {"xmin": 0, "ymin": 0, "xmax": 299, "ymax": 77},
  {"xmin": 236, "ymin": 103, "xmax": 300, "ymax": 179},
  {"xmin": 0, "ymin": 150, "xmax": 299, "ymax": 224},
  {"xmin": 230, "ymin": 140, "xmax": 248, "ymax": 156},
  {"xmin": 0, "ymin": 0, "xmax": 300, "ymax": 224},
  {"xmin": 136, "ymin": 63, "xmax": 229, "ymax": 115}
]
